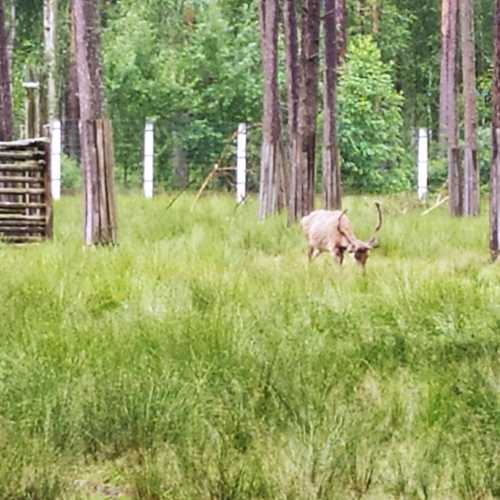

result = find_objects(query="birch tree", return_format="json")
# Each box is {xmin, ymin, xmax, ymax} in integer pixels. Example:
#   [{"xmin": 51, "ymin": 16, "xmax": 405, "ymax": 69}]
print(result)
[{"xmin": 491, "ymin": 0, "xmax": 500, "ymax": 261}]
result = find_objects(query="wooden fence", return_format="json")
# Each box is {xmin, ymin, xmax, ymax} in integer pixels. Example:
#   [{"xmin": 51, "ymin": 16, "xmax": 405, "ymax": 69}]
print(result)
[{"xmin": 0, "ymin": 139, "xmax": 53, "ymax": 243}]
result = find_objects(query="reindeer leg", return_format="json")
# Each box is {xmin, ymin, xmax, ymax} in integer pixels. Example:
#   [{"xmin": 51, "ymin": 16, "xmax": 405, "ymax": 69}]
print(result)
[
  {"xmin": 331, "ymin": 247, "xmax": 345, "ymax": 265},
  {"xmin": 308, "ymin": 246, "xmax": 320, "ymax": 262}
]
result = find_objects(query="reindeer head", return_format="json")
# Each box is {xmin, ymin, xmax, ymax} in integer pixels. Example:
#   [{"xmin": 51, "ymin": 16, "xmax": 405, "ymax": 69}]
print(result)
[{"xmin": 337, "ymin": 202, "xmax": 383, "ymax": 269}]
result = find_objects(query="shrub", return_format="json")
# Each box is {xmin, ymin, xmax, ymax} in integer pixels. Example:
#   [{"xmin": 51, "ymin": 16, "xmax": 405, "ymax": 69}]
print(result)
[{"xmin": 337, "ymin": 35, "xmax": 412, "ymax": 193}]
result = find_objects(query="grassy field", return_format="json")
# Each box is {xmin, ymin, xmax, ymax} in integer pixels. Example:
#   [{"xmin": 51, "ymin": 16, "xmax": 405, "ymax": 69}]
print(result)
[{"xmin": 0, "ymin": 193, "xmax": 499, "ymax": 499}]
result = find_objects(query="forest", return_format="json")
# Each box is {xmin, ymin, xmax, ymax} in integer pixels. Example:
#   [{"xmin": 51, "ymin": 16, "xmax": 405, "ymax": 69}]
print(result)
[
  {"xmin": 1, "ymin": 0, "xmax": 500, "ymax": 498},
  {"xmin": 1, "ymin": 0, "xmax": 492, "ymax": 190}
]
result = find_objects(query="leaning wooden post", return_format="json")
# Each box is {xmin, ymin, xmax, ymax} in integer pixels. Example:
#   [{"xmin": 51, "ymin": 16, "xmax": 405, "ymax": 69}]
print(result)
[
  {"xmin": 143, "ymin": 120, "xmax": 154, "ymax": 199},
  {"xmin": 236, "ymin": 122, "xmax": 246, "ymax": 203},
  {"xmin": 50, "ymin": 119, "xmax": 61, "ymax": 199},
  {"xmin": 22, "ymin": 80, "xmax": 40, "ymax": 139},
  {"xmin": 417, "ymin": 127, "xmax": 428, "ymax": 201}
]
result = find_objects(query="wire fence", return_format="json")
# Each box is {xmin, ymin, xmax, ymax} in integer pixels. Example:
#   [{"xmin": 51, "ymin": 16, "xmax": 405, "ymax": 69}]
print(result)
[{"xmin": 59, "ymin": 119, "xmax": 262, "ymax": 195}]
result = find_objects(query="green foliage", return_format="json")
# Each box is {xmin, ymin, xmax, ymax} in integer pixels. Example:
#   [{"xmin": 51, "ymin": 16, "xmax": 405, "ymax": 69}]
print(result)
[
  {"xmin": 102, "ymin": 0, "xmax": 262, "ymax": 187},
  {"xmin": 0, "ymin": 194, "xmax": 499, "ymax": 497},
  {"xmin": 338, "ymin": 36, "xmax": 412, "ymax": 193},
  {"xmin": 61, "ymin": 153, "xmax": 81, "ymax": 191}
]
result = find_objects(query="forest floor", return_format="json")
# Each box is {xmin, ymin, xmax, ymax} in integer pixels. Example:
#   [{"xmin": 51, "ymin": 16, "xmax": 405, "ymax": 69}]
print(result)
[{"xmin": 0, "ymin": 193, "xmax": 499, "ymax": 499}]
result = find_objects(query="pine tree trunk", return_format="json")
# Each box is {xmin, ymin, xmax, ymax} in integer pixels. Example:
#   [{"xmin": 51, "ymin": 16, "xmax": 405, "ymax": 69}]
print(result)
[
  {"xmin": 439, "ymin": 0, "xmax": 454, "ymax": 153},
  {"xmin": 258, "ymin": 0, "xmax": 282, "ymax": 219},
  {"xmin": 322, "ymin": 0, "xmax": 341, "ymax": 210},
  {"xmin": 336, "ymin": 0, "xmax": 347, "ymax": 68},
  {"xmin": 6, "ymin": 0, "xmax": 14, "ymax": 91},
  {"xmin": 289, "ymin": 0, "xmax": 321, "ymax": 221},
  {"xmin": 460, "ymin": 0, "xmax": 479, "ymax": 216},
  {"xmin": 440, "ymin": 0, "xmax": 461, "ymax": 216},
  {"xmin": 74, "ymin": 0, "xmax": 117, "ymax": 245},
  {"xmin": 0, "ymin": 0, "xmax": 13, "ymax": 141},
  {"xmin": 43, "ymin": 0, "xmax": 58, "ymax": 122},
  {"xmin": 491, "ymin": 0, "xmax": 500, "ymax": 261},
  {"xmin": 64, "ymin": 0, "xmax": 80, "ymax": 160},
  {"xmin": 283, "ymin": 0, "xmax": 299, "ymax": 224}
]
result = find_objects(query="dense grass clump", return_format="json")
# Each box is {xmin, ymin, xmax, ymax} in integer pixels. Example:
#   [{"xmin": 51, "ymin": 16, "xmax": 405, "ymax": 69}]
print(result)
[{"xmin": 0, "ymin": 193, "xmax": 499, "ymax": 499}]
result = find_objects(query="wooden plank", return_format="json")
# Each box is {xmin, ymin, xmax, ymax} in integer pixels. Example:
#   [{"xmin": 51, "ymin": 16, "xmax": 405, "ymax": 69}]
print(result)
[
  {"xmin": 0, "ymin": 202, "xmax": 46, "ymax": 209},
  {"xmin": 103, "ymin": 119, "xmax": 118, "ymax": 242},
  {"xmin": 96, "ymin": 119, "xmax": 109, "ymax": 241},
  {"xmin": 0, "ymin": 214, "xmax": 45, "ymax": 221},
  {"xmin": 0, "ymin": 176, "xmax": 44, "ymax": 183},
  {"xmin": 0, "ymin": 222, "xmax": 46, "ymax": 229},
  {"xmin": 0, "ymin": 187, "xmax": 45, "ymax": 195},
  {"xmin": 0, "ymin": 226, "xmax": 45, "ymax": 233},
  {"xmin": 0, "ymin": 151, "xmax": 45, "ymax": 160},
  {"xmin": 0, "ymin": 139, "xmax": 49, "ymax": 148},
  {"xmin": 43, "ymin": 141, "xmax": 53, "ymax": 239},
  {"xmin": 0, "ymin": 163, "xmax": 45, "ymax": 171}
]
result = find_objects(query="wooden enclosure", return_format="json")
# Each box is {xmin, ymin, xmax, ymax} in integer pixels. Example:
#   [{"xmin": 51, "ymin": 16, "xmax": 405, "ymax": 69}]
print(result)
[{"xmin": 0, "ymin": 139, "xmax": 53, "ymax": 243}]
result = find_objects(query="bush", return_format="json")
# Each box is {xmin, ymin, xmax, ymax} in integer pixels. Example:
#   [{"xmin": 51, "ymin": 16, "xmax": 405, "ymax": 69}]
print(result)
[
  {"xmin": 337, "ymin": 35, "xmax": 412, "ymax": 193},
  {"xmin": 61, "ymin": 154, "xmax": 82, "ymax": 191}
]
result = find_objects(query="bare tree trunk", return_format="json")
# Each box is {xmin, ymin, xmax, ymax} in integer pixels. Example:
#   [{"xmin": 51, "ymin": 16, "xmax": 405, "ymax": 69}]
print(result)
[
  {"xmin": 289, "ymin": 0, "xmax": 321, "ymax": 222},
  {"xmin": 491, "ymin": 0, "xmax": 500, "ymax": 261},
  {"xmin": 43, "ymin": 0, "xmax": 58, "ymax": 122},
  {"xmin": 74, "ymin": 0, "xmax": 117, "ymax": 245},
  {"xmin": 258, "ymin": 0, "xmax": 282, "ymax": 219},
  {"xmin": 336, "ymin": 0, "xmax": 347, "ymax": 68},
  {"xmin": 322, "ymin": 0, "xmax": 341, "ymax": 210},
  {"xmin": 460, "ymin": 0, "xmax": 479, "ymax": 216},
  {"xmin": 172, "ymin": 131, "xmax": 188, "ymax": 189},
  {"xmin": 6, "ymin": 0, "xmax": 14, "ymax": 90},
  {"xmin": 283, "ymin": 0, "xmax": 299, "ymax": 223},
  {"xmin": 0, "ymin": 0, "xmax": 13, "ymax": 141},
  {"xmin": 441, "ymin": 0, "xmax": 461, "ymax": 216},
  {"xmin": 64, "ymin": 0, "xmax": 80, "ymax": 160},
  {"xmin": 439, "ymin": 0, "xmax": 453, "ymax": 153}
]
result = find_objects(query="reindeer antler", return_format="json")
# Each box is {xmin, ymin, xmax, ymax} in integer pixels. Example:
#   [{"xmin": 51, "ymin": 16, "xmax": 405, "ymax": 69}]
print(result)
[
  {"xmin": 368, "ymin": 202, "xmax": 383, "ymax": 246},
  {"xmin": 337, "ymin": 209, "xmax": 356, "ymax": 246}
]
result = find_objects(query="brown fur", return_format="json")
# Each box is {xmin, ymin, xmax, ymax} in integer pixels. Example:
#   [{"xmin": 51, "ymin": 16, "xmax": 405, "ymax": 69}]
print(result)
[{"xmin": 300, "ymin": 203, "xmax": 382, "ymax": 269}]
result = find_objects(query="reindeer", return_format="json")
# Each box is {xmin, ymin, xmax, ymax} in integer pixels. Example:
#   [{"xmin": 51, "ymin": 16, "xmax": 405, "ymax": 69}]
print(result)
[{"xmin": 300, "ymin": 202, "xmax": 383, "ymax": 269}]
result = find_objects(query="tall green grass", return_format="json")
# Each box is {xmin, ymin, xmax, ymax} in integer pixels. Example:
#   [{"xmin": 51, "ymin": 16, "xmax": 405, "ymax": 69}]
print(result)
[{"xmin": 0, "ymin": 193, "xmax": 499, "ymax": 499}]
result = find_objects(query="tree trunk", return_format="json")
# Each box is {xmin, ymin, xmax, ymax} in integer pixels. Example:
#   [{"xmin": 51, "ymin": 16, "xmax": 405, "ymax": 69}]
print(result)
[
  {"xmin": 440, "ymin": 0, "xmax": 461, "ymax": 216},
  {"xmin": 283, "ymin": 0, "xmax": 299, "ymax": 223},
  {"xmin": 6, "ymin": 0, "xmax": 14, "ymax": 91},
  {"xmin": 460, "ymin": 0, "xmax": 479, "ymax": 216},
  {"xmin": 74, "ymin": 0, "xmax": 117, "ymax": 245},
  {"xmin": 336, "ymin": 0, "xmax": 347, "ymax": 68},
  {"xmin": 172, "ymin": 132, "xmax": 188, "ymax": 189},
  {"xmin": 322, "ymin": 0, "xmax": 341, "ymax": 210},
  {"xmin": 296, "ymin": 0, "xmax": 321, "ymax": 219},
  {"xmin": 439, "ymin": 0, "xmax": 453, "ymax": 152},
  {"xmin": 491, "ymin": 0, "xmax": 500, "ymax": 261},
  {"xmin": 258, "ymin": 0, "xmax": 282, "ymax": 219},
  {"xmin": 288, "ymin": 0, "xmax": 321, "ymax": 222},
  {"xmin": 43, "ymin": 0, "xmax": 58, "ymax": 122},
  {"xmin": 64, "ymin": 0, "xmax": 80, "ymax": 160},
  {"xmin": 0, "ymin": 0, "xmax": 13, "ymax": 141}
]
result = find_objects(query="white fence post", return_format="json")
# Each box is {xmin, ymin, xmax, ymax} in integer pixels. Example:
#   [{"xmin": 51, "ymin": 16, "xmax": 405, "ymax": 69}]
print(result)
[
  {"xmin": 236, "ymin": 123, "xmax": 246, "ymax": 203},
  {"xmin": 143, "ymin": 120, "xmax": 154, "ymax": 199},
  {"xmin": 417, "ymin": 127, "xmax": 428, "ymax": 201},
  {"xmin": 50, "ymin": 119, "xmax": 61, "ymax": 200}
]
